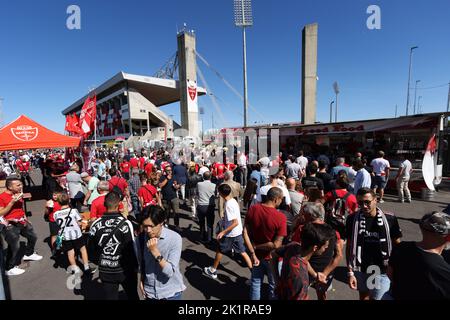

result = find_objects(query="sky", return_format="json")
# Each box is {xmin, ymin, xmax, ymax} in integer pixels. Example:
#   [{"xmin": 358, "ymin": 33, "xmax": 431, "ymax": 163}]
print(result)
[{"xmin": 0, "ymin": 0, "xmax": 449, "ymax": 133}]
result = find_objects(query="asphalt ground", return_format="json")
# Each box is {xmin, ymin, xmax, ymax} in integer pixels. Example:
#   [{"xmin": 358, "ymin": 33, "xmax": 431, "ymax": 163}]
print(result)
[{"xmin": 3, "ymin": 169, "xmax": 449, "ymax": 300}]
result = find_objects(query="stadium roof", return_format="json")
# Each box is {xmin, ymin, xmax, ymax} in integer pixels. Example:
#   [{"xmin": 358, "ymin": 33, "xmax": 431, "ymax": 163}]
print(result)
[{"xmin": 62, "ymin": 72, "xmax": 206, "ymax": 115}]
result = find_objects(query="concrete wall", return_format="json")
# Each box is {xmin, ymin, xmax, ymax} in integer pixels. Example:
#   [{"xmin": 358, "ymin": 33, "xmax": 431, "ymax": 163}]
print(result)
[{"xmin": 301, "ymin": 23, "xmax": 318, "ymax": 125}]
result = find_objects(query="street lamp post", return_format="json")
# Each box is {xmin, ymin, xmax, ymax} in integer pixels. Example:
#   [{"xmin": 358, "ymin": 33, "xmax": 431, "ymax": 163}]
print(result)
[
  {"xmin": 413, "ymin": 80, "xmax": 421, "ymax": 115},
  {"xmin": 418, "ymin": 96, "xmax": 422, "ymax": 114},
  {"xmin": 447, "ymin": 82, "xmax": 450, "ymax": 113},
  {"xmin": 406, "ymin": 46, "xmax": 418, "ymax": 116},
  {"xmin": 333, "ymin": 82, "xmax": 340, "ymax": 122},
  {"xmin": 329, "ymin": 101, "xmax": 334, "ymax": 123},
  {"xmin": 234, "ymin": 0, "xmax": 253, "ymax": 128}
]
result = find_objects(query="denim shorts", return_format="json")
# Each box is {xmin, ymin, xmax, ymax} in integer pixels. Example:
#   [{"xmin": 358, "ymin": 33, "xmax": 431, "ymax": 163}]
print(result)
[
  {"xmin": 219, "ymin": 235, "xmax": 246, "ymax": 254},
  {"xmin": 354, "ymin": 271, "xmax": 391, "ymax": 300},
  {"xmin": 372, "ymin": 175, "xmax": 387, "ymax": 189}
]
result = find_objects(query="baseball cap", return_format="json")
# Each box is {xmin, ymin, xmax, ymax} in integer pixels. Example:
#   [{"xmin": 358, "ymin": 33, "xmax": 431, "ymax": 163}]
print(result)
[
  {"xmin": 419, "ymin": 212, "xmax": 450, "ymax": 236},
  {"xmin": 80, "ymin": 172, "xmax": 89, "ymax": 178}
]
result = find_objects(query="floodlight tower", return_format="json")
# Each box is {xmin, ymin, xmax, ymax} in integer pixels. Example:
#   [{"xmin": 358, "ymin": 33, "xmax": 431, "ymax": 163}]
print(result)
[{"xmin": 234, "ymin": 0, "xmax": 253, "ymax": 128}]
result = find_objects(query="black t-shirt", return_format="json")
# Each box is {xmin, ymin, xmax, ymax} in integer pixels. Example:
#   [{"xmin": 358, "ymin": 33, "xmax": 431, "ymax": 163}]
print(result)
[
  {"xmin": 443, "ymin": 249, "xmax": 450, "ymax": 264},
  {"xmin": 346, "ymin": 212, "xmax": 402, "ymax": 273},
  {"xmin": 389, "ymin": 242, "xmax": 450, "ymax": 300},
  {"xmin": 316, "ymin": 172, "xmax": 333, "ymax": 193},
  {"xmin": 159, "ymin": 175, "xmax": 177, "ymax": 201},
  {"xmin": 302, "ymin": 176, "xmax": 324, "ymax": 191}
]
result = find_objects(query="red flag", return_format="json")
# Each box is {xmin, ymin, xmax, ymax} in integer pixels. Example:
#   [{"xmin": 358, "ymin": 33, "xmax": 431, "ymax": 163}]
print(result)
[
  {"xmin": 64, "ymin": 115, "xmax": 72, "ymax": 132},
  {"xmin": 79, "ymin": 95, "xmax": 97, "ymax": 137},
  {"xmin": 71, "ymin": 113, "xmax": 82, "ymax": 135}
]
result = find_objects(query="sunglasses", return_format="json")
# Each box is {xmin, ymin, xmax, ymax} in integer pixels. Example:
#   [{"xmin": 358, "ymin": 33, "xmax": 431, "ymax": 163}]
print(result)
[{"xmin": 357, "ymin": 200, "xmax": 374, "ymax": 207}]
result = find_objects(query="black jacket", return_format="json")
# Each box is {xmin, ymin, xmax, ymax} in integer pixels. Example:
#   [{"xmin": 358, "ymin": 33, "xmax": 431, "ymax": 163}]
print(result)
[{"xmin": 89, "ymin": 213, "xmax": 137, "ymax": 282}]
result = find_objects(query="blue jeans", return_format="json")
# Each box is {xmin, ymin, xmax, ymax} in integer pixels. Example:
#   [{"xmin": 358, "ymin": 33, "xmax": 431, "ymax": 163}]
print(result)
[
  {"xmin": 250, "ymin": 259, "xmax": 275, "ymax": 300},
  {"xmin": 355, "ymin": 272, "xmax": 391, "ymax": 300},
  {"xmin": 147, "ymin": 291, "xmax": 182, "ymax": 300}
]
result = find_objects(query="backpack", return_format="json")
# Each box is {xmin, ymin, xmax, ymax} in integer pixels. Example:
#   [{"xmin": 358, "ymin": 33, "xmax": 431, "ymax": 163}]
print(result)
[
  {"xmin": 111, "ymin": 179, "xmax": 125, "ymax": 200},
  {"xmin": 325, "ymin": 190, "xmax": 351, "ymax": 235}
]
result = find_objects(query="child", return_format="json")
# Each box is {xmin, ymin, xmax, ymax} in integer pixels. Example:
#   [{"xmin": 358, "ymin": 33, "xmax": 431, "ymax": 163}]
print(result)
[
  {"xmin": 204, "ymin": 184, "xmax": 253, "ymax": 279},
  {"xmin": 45, "ymin": 188, "xmax": 63, "ymax": 255},
  {"xmin": 53, "ymin": 192, "xmax": 90, "ymax": 274},
  {"xmin": 272, "ymin": 222, "xmax": 334, "ymax": 300}
]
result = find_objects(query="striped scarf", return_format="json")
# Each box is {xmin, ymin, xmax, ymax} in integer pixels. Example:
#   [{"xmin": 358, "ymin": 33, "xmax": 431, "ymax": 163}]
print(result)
[{"xmin": 349, "ymin": 208, "xmax": 392, "ymax": 272}]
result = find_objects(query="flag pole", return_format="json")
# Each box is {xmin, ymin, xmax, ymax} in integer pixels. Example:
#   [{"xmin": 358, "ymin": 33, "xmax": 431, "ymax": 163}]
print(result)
[{"xmin": 94, "ymin": 117, "xmax": 97, "ymax": 150}]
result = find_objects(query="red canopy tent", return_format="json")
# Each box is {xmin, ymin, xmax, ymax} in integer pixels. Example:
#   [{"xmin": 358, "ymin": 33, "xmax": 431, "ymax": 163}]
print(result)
[{"xmin": 0, "ymin": 115, "xmax": 81, "ymax": 151}]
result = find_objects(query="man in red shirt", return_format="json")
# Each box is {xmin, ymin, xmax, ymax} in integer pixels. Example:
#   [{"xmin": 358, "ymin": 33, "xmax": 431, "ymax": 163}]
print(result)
[
  {"xmin": 15, "ymin": 156, "xmax": 33, "ymax": 187},
  {"xmin": 323, "ymin": 175, "xmax": 358, "ymax": 238},
  {"xmin": 129, "ymin": 155, "xmax": 139, "ymax": 171},
  {"xmin": 90, "ymin": 181, "xmax": 124, "ymax": 221},
  {"xmin": 0, "ymin": 177, "xmax": 42, "ymax": 276},
  {"xmin": 213, "ymin": 162, "xmax": 226, "ymax": 185},
  {"xmin": 243, "ymin": 187, "xmax": 287, "ymax": 300},
  {"xmin": 225, "ymin": 160, "xmax": 237, "ymax": 174},
  {"xmin": 108, "ymin": 168, "xmax": 129, "ymax": 196},
  {"xmin": 139, "ymin": 156, "xmax": 146, "ymax": 171},
  {"xmin": 120, "ymin": 158, "xmax": 131, "ymax": 180},
  {"xmin": 138, "ymin": 175, "xmax": 159, "ymax": 210},
  {"xmin": 144, "ymin": 160, "xmax": 154, "ymax": 178},
  {"xmin": 324, "ymin": 176, "xmax": 358, "ymax": 213}
]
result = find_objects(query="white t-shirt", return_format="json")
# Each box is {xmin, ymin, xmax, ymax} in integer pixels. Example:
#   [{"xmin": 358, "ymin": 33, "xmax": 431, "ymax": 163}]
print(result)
[
  {"xmin": 296, "ymin": 156, "xmax": 309, "ymax": 170},
  {"xmin": 257, "ymin": 183, "xmax": 292, "ymax": 205},
  {"xmin": 400, "ymin": 160, "xmax": 413, "ymax": 179},
  {"xmin": 53, "ymin": 208, "xmax": 83, "ymax": 241},
  {"xmin": 104, "ymin": 159, "xmax": 112, "ymax": 170},
  {"xmin": 238, "ymin": 154, "xmax": 247, "ymax": 166},
  {"xmin": 371, "ymin": 158, "xmax": 390, "ymax": 176},
  {"xmin": 223, "ymin": 198, "xmax": 243, "ymax": 238},
  {"xmin": 259, "ymin": 157, "xmax": 271, "ymax": 168},
  {"xmin": 198, "ymin": 166, "xmax": 210, "ymax": 177}
]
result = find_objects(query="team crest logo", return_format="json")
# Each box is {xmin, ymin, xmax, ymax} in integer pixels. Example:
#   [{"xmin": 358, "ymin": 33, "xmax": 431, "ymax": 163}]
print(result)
[
  {"xmin": 188, "ymin": 83, "xmax": 197, "ymax": 101},
  {"xmin": 11, "ymin": 126, "xmax": 39, "ymax": 141}
]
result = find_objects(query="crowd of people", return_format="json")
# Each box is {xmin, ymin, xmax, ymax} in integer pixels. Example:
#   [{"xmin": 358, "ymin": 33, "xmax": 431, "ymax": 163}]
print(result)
[{"xmin": 0, "ymin": 146, "xmax": 449, "ymax": 300}]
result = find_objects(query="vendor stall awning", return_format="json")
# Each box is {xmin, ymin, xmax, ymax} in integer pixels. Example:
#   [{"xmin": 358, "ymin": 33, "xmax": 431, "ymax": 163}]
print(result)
[{"xmin": 0, "ymin": 115, "xmax": 81, "ymax": 151}]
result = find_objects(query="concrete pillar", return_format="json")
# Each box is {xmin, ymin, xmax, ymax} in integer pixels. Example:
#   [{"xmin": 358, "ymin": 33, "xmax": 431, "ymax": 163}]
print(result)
[
  {"xmin": 178, "ymin": 31, "xmax": 199, "ymax": 138},
  {"xmin": 301, "ymin": 23, "xmax": 318, "ymax": 125}
]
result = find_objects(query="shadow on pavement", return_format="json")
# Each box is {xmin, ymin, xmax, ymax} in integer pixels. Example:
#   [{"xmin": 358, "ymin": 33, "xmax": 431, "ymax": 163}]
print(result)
[
  {"xmin": 184, "ymin": 265, "xmax": 249, "ymax": 300},
  {"xmin": 181, "ymin": 248, "xmax": 268, "ymax": 300},
  {"xmin": 73, "ymin": 275, "xmax": 105, "ymax": 300}
]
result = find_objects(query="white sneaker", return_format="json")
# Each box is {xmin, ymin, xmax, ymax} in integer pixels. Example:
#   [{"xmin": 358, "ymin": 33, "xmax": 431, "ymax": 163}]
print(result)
[
  {"xmin": 6, "ymin": 266, "xmax": 26, "ymax": 276},
  {"xmin": 23, "ymin": 253, "xmax": 43, "ymax": 261}
]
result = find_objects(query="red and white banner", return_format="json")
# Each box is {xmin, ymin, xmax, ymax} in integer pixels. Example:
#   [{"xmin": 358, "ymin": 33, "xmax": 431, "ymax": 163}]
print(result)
[
  {"xmin": 422, "ymin": 134, "xmax": 437, "ymax": 191},
  {"xmin": 187, "ymin": 80, "xmax": 198, "ymax": 112},
  {"xmin": 79, "ymin": 95, "xmax": 97, "ymax": 137}
]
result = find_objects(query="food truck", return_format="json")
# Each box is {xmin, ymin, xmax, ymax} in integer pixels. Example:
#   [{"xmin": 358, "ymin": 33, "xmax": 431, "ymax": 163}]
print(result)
[{"xmin": 220, "ymin": 112, "xmax": 449, "ymax": 193}]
